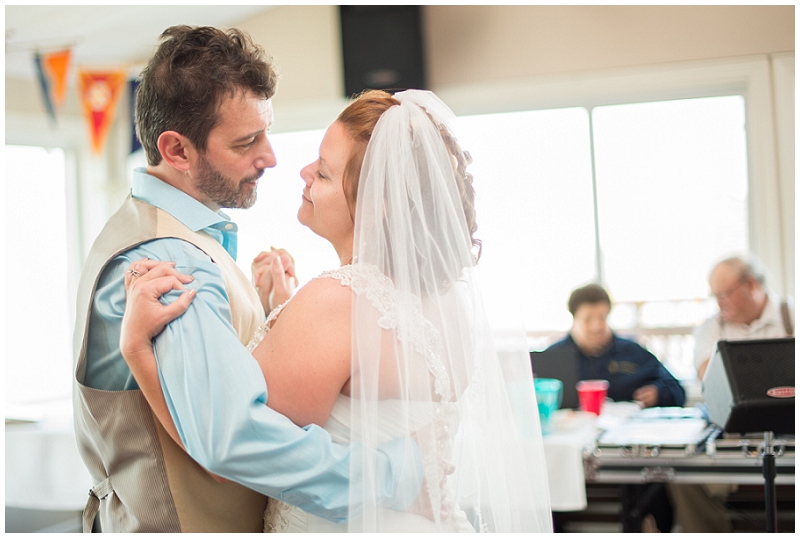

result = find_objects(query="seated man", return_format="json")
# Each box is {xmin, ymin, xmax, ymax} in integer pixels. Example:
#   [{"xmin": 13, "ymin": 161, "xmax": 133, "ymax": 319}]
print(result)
[
  {"xmin": 546, "ymin": 283, "xmax": 685, "ymax": 408},
  {"xmin": 547, "ymin": 283, "xmax": 684, "ymax": 532},
  {"xmin": 669, "ymin": 254, "xmax": 794, "ymax": 533},
  {"xmin": 694, "ymin": 254, "xmax": 794, "ymax": 380}
]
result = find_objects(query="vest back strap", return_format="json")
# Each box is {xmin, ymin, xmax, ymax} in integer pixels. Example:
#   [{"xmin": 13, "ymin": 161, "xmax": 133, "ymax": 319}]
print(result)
[{"xmin": 83, "ymin": 477, "xmax": 113, "ymax": 532}]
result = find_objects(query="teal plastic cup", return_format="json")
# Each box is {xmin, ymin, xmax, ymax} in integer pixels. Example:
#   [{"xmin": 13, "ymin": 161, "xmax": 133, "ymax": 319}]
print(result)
[{"xmin": 534, "ymin": 378, "xmax": 563, "ymax": 435}]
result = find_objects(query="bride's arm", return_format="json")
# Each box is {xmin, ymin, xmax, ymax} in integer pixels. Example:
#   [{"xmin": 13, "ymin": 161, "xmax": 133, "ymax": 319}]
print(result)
[
  {"xmin": 250, "ymin": 277, "xmax": 353, "ymax": 428},
  {"xmin": 119, "ymin": 261, "xmax": 196, "ymax": 448},
  {"xmin": 120, "ymin": 261, "xmax": 247, "ymax": 484}
]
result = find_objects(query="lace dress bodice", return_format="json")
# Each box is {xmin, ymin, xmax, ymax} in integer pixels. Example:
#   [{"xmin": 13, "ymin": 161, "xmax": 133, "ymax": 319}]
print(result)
[{"xmin": 249, "ymin": 265, "xmax": 471, "ymax": 532}]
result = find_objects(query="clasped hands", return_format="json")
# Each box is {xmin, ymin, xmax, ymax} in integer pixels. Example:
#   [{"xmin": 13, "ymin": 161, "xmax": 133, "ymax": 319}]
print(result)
[{"xmin": 251, "ymin": 247, "xmax": 298, "ymax": 313}]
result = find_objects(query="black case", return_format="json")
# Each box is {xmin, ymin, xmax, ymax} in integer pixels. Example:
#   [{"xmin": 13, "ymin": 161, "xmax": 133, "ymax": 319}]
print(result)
[{"xmin": 703, "ymin": 337, "xmax": 795, "ymax": 435}]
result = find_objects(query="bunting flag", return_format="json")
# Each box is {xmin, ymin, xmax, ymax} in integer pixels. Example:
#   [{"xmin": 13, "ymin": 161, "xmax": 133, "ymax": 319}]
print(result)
[
  {"xmin": 129, "ymin": 79, "xmax": 142, "ymax": 155},
  {"xmin": 33, "ymin": 52, "xmax": 56, "ymax": 124},
  {"xmin": 43, "ymin": 49, "xmax": 72, "ymax": 109},
  {"xmin": 32, "ymin": 49, "xmax": 73, "ymax": 125},
  {"xmin": 78, "ymin": 70, "xmax": 127, "ymax": 155}
]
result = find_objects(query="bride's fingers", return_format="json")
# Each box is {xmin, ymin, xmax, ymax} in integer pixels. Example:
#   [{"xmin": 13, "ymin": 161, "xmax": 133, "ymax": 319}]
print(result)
[
  {"xmin": 125, "ymin": 261, "xmax": 192, "ymax": 290},
  {"xmin": 158, "ymin": 288, "xmax": 196, "ymax": 322},
  {"xmin": 137, "ymin": 275, "xmax": 192, "ymax": 300},
  {"xmin": 124, "ymin": 258, "xmax": 158, "ymax": 287},
  {"xmin": 139, "ymin": 264, "xmax": 193, "ymax": 286}
]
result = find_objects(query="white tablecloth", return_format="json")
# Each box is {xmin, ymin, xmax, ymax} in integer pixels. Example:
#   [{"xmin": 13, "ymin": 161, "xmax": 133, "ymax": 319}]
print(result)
[
  {"xmin": 542, "ymin": 411, "xmax": 598, "ymax": 511},
  {"xmin": 542, "ymin": 401, "xmax": 641, "ymax": 511},
  {"xmin": 5, "ymin": 399, "xmax": 92, "ymax": 511}
]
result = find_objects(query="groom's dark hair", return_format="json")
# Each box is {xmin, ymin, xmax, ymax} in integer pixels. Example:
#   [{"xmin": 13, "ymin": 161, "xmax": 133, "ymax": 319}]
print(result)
[{"xmin": 135, "ymin": 25, "xmax": 278, "ymax": 166}]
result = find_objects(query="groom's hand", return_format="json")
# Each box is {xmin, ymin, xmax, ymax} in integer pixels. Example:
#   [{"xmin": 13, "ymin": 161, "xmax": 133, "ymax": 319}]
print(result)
[
  {"xmin": 407, "ymin": 461, "xmax": 455, "ymax": 522},
  {"xmin": 406, "ymin": 427, "xmax": 456, "ymax": 522}
]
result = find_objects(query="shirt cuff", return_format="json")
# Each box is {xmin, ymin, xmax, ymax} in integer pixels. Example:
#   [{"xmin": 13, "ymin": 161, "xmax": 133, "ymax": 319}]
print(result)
[{"xmin": 375, "ymin": 437, "xmax": 424, "ymax": 511}]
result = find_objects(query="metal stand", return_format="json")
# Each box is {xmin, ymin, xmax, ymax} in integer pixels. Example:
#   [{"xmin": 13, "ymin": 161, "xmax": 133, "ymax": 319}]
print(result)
[{"xmin": 762, "ymin": 431, "xmax": 777, "ymax": 532}]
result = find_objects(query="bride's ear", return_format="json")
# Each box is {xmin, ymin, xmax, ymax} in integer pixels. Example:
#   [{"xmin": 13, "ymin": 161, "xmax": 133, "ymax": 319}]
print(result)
[{"xmin": 157, "ymin": 131, "xmax": 193, "ymax": 172}]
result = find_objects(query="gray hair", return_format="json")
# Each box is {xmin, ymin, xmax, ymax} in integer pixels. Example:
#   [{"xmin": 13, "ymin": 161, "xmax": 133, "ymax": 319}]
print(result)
[{"xmin": 712, "ymin": 254, "xmax": 767, "ymax": 286}]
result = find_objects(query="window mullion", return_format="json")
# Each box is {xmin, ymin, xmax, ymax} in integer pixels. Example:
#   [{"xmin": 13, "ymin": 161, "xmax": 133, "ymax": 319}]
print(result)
[{"xmin": 587, "ymin": 106, "xmax": 603, "ymax": 286}]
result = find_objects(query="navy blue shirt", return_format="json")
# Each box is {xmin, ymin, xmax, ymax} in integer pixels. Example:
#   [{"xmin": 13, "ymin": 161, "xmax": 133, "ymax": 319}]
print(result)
[{"xmin": 547, "ymin": 333, "xmax": 686, "ymax": 407}]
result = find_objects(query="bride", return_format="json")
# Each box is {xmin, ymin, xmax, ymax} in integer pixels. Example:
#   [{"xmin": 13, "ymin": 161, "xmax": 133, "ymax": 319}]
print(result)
[{"xmin": 120, "ymin": 89, "xmax": 552, "ymax": 532}]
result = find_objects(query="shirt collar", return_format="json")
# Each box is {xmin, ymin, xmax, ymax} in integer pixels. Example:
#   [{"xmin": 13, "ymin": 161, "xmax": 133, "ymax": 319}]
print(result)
[{"xmin": 131, "ymin": 168, "xmax": 234, "ymax": 233}]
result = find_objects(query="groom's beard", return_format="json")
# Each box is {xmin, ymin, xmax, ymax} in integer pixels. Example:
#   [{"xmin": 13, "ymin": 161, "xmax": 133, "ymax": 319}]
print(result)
[{"xmin": 196, "ymin": 154, "xmax": 264, "ymax": 209}]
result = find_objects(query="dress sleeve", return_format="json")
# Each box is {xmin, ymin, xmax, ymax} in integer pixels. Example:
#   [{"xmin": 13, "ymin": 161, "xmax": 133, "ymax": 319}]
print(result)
[{"xmin": 151, "ymin": 246, "xmax": 422, "ymax": 521}]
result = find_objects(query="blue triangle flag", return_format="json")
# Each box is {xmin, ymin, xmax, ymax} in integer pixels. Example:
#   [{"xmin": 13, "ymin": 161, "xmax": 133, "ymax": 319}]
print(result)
[
  {"xmin": 34, "ymin": 52, "xmax": 57, "ymax": 124},
  {"xmin": 129, "ymin": 79, "xmax": 142, "ymax": 155}
]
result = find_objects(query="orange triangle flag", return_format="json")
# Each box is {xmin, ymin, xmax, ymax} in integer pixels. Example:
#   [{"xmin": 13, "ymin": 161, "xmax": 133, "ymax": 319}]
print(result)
[
  {"xmin": 43, "ymin": 49, "xmax": 72, "ymax": 108},
  {"xmin": 78, "ymin": 70, "xmax": 127, "ymax": 155}
]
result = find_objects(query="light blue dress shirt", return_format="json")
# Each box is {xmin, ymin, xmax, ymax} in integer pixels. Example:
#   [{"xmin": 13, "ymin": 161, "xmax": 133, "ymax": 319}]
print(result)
[{"xmin": 83, "ymin": 168, "xmax": 422, "ymax": 522}]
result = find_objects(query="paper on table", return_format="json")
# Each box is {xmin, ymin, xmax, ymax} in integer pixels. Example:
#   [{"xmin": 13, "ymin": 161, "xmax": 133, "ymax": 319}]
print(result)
[{"xmin": 598, "ymin": 417, "xmax": 710, "ymax": 446}]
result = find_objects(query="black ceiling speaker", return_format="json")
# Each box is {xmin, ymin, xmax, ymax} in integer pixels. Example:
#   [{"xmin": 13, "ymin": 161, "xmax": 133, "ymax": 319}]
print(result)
[
  {"xmin": 703, "ymin": 337, "xmax": 795, "ymax": 435},
  {"xmin": 339, "ymin": 5, "xmax": 427, "ymax": 97}
]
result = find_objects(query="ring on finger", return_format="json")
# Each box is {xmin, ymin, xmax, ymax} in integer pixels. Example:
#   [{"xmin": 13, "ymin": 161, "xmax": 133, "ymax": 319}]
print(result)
[{"xmin": 127, "ymin": 269, "xmax": 142, "ymax": 278}]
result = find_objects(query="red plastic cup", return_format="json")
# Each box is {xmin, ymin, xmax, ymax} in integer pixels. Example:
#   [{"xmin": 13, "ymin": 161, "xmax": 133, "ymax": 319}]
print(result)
[{"xmin": 576, "ymin": 379, "xmax": 609, "ymax": 415}]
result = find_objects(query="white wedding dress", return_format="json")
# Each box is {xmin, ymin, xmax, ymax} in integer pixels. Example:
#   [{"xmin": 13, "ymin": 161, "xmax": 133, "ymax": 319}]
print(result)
[{"xmin": 248, "ymin": 265, "xmax": 475, "ymax": 533}]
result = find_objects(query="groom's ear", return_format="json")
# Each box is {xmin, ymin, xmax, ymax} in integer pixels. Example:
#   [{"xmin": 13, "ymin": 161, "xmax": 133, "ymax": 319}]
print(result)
[{"xmin": 157, "ymin": 131, "xmax": 193, "ymax": 172}]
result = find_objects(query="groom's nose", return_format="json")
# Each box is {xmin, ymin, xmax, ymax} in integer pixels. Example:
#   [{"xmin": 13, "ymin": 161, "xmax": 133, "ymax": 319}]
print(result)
[{"xmin": 254, "ymin": 136, "xmax": 277, "ymax": 170}]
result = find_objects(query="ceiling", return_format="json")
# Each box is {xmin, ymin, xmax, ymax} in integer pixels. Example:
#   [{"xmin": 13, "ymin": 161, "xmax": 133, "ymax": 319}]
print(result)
[{"xmin": 5, "ymin": 5, "xmax": 276, "ymax": 81}]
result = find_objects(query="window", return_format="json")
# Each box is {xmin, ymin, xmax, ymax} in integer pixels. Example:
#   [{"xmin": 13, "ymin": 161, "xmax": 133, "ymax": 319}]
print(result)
[
  {"xmin": 5, "ymin": 146, "xmax": 73, "ymax": 405},
  {"xmin": 593, "ymin": 96, "xmax": 748, "ymax": 302},
  {"xmin": 456, "ymin": 95, "xmax": 748, "ymax": 379}
]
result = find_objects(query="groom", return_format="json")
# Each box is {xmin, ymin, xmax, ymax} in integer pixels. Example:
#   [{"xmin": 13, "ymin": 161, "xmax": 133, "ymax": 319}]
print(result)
[{"xmin": 73, "ymin": 25, "xmax": 422, "ymax": 532}]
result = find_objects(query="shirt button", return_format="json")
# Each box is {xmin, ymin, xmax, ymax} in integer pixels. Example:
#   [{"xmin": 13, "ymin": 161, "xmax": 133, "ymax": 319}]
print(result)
[{"xmin": 224, "ymin": 224, "xmax": 233, "ymax": 230}]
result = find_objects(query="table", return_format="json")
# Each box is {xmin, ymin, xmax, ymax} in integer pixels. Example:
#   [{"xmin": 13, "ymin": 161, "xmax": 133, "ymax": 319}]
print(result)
[
  {"xmin": 541, "ymin": 401, "xmax": 641, "ymax": 511},
  {"xmin": 541, "ymin": 401, "xmax": 795, "ymax": 528},
  {"xmin": 5, "ymin": 398, "xmax": 93, "ymax": 511},
  {"xmin": 585, "ymin": 434, "xmax": 795, "ymax": 486}
]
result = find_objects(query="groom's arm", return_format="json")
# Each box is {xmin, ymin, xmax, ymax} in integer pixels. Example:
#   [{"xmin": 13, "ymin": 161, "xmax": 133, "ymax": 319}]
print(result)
[{"xmin": 150, "ymin": 247, "xmax": 423, "ymax": 522}]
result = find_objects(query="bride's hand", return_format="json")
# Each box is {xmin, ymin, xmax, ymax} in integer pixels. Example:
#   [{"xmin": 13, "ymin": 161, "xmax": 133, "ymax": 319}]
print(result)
[{"xmin": 119, "ymin": 259, "xmax": 196, "ymax": 361}]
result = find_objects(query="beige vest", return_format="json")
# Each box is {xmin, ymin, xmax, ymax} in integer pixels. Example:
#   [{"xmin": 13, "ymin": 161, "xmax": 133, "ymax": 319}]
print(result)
[{"xmin": 73, "ymin": 195, "xmax": 268, "ymax": 532}]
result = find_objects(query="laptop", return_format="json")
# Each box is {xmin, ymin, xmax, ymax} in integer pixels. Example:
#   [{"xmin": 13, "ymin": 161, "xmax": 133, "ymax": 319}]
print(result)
[{"xmin": 530, "ymin": 347, "xmax": 581, "ymax": 409}]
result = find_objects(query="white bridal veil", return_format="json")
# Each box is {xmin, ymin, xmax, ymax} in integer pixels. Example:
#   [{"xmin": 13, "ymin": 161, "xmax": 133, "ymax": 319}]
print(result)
[{"xmin": 347, "ymin": 90, "xmax": 552, "ymax": 532}]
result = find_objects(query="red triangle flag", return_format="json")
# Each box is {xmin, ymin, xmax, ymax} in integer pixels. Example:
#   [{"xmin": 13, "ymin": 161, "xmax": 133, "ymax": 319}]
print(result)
[{"xmin": 78, "ymin": 70, "xmax": 126, "ymax": 155}]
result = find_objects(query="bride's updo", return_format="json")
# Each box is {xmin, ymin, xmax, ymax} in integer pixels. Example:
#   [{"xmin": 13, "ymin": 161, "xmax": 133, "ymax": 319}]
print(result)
[{"xmin": 337, "ymin": 90, "xmax": 481, "ymax": 263}]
